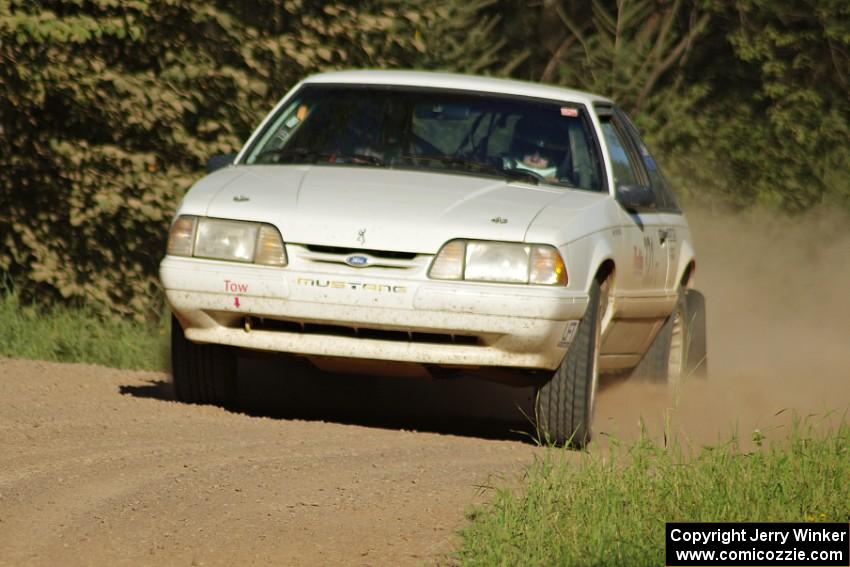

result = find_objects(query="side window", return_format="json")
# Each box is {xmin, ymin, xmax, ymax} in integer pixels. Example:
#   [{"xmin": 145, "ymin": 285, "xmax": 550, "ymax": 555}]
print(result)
[
  {"xmin": 599, "ymin": 118, "xmax": 642, "ymax": 188},
  {"xmin": 618, "ymin": 111, "xmax": 680, "ymax": 212}
]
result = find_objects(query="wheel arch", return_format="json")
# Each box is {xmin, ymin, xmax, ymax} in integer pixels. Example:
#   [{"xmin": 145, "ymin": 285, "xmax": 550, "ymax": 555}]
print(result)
[
  {"xmin": 675, "ymin": 239, "xmax": 697, "ymax": 289},
  {"xmin": 680, "ymin": 260, "xmax": 696, "ymax": 289},
  {"xmin": 595, "ymin": 258, "xmax": 616, "ymax": 286}
]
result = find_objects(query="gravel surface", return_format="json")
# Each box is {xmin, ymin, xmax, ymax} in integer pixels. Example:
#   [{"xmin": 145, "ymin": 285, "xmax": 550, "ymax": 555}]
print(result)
[{"xmin": 0, "ymin": 357, "xmax": 554, "ymax": 566}]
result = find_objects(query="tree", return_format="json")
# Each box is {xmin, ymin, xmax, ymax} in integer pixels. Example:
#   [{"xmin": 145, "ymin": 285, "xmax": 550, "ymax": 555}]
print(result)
[{"xmin": 0, "ymin": 0, "xmax": 509, "ymax": 318}]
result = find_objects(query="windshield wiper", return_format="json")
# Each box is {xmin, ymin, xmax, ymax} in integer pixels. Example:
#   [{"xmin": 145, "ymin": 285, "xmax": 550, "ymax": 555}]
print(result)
[
  {"xmin": 401, "ymin": 154, "xmax": 484, "ymax": 170},
  {"xmin": 253, "ymin": 147, "xmax": 337, "ymax": 164},
  {"xmin": 499, "ymin": 168, "xmax": 545, "ymax": 185},
  {"xmin": 340, "ymin": 152, "xmax": 385, "ymax": 166},
  {"xmin": 254, "ymin": 147, "xmax": 386, "ymax": 167},
  {"xmin": 400, "ymin": 154, "xmax": 541, "ymax": 185}
]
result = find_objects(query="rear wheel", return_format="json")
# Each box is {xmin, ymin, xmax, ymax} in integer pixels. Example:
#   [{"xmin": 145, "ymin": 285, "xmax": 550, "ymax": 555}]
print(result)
[
  {"xmin": 171, "ymin": 316, "xmax": 237, "ymax": 407},
  {"xmin": 632, "ymin": 289, "xmax": 708, "ymax": 385},
  {"xmin": 683, "ymin": 289, "xmax": 708, "ymax": 379},
  {"xmin": 535, "ymin": 278, "xmax": 606, "ymax": 447}
]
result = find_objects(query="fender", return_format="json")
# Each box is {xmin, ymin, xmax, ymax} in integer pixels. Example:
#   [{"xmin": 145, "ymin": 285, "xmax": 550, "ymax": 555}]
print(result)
[
  {"xmin": 561, "ymin": 231, "xmax": 616, "ymax": 294},
  {"xmin": 561, "ymin": 232, "xmax": 617, "ymax": 338},
  {"xmin": 585, "ymin": 238, "xmax": 616, "ymax": 293}
]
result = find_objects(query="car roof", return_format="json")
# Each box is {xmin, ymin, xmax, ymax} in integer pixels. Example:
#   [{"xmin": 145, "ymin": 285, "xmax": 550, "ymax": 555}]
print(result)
[{"xmin": 301, "ymin": 70, "xmax": 614, "ymax": 106}]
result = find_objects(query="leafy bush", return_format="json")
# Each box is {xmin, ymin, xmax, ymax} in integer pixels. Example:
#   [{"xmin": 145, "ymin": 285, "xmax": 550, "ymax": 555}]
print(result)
[
  {"xmin": 0, "ymin": 0, "xmax": 501, "ymax": 319},
  {"xmin": 2, "ymin": 1, "xmax": 848, "ymax": 319},
  {"xmin": 673, "ymin": 0, "xmax": 850, "ymax": 210}
]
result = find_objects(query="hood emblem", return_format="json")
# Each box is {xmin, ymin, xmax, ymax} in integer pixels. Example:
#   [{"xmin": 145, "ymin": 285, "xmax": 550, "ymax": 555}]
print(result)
[
  {"xmin": 357, "ymin": 228, "xmax": 367, "ymax": 245},
  {"xmin": 345, "ymin": 255, "xmax": 370, "ymax": 268},
  {"xmin": 233, "ymin": 195, "xmax": 250, "ymax": 202}
]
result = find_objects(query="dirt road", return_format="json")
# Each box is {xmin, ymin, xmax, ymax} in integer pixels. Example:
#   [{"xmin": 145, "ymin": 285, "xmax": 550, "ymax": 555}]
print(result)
[
  {"xmin": 1, "ymin": 208, "xmax": 849, "ymax": 566},
  {"xmin": 0, "ymin": 357, "xmax": 544, "ymax": 566}
]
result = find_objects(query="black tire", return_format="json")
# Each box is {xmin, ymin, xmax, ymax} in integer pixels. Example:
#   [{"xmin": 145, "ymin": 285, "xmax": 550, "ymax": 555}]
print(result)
[
  {"xmin": 631, "ymin": 293, "xmax": 681, "ymax": 383},
  {"xmin": 171, "ymin": 315, "xmax": 237, "ymax": 407},
  {"xmin": 535, "ymin": 278, "xmax": 605, "ymax": 448},
  {"xmin": 631, "ymin": 288, "xmax": 708, "ymax": 383},
  {"xmin": 684, "ymin": 289, "xmax": 708, "ymax": 379}
]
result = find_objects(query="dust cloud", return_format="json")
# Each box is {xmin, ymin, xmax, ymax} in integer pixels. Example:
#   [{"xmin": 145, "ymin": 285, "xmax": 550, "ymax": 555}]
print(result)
[
  {"xmin": 233, "ymin": 206, "xmax": 849, "ymax": 449},
  {"xmin": 595, "ymin": 206, "xmax": 850, "ymax": 448}
]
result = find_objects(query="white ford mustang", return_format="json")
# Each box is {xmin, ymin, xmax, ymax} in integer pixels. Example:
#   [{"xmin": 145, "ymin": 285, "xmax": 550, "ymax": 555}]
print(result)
[{"xmin": 160, "ymin": 70, "xmax": 707, "ymax": 446}]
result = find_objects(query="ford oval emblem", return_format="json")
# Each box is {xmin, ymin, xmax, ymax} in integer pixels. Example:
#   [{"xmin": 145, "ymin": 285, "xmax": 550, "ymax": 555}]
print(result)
[{"xmin": 345, "ymin": 255, "xmax": 369, "ymax": 267}]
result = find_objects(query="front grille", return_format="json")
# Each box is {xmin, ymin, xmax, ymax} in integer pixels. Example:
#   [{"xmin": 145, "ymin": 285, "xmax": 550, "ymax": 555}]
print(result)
[
  {"xmin": 246, "ymin": 317, "xmax": 480, "ymax": 346},
  {"xmin": 305, "ymin": 245, "xmax": 417, "ymax": 260}
]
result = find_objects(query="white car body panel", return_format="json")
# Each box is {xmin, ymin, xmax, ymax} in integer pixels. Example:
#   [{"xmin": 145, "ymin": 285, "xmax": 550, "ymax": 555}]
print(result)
[
  {"xmin": 191, "ymin": 166, "xmax": 572, "ymax": 252},
  {"xmin": 161, "ymin": 70, "xmax": 697, "ymax": 376}
]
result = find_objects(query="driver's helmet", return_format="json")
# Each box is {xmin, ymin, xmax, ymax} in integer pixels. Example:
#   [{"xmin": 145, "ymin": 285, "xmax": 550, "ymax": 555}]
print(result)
[{"xmin": 509, "ymin": 117, "xmax": 568, "ymax": 177}]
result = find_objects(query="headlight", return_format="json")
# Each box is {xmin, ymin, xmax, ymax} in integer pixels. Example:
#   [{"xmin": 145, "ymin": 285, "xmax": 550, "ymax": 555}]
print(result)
[
  {"xmin": 166, "ymin": 215, "xmax": 288, "ymax": 267},
  {"xmin": 428, "ymin": 239, "xmax": 567, "ymax": 286},
  {"xmin": 465, "ymin": 241, "xmax": 530, "ymax": 283},
  {"xmin": 166, "ymin": 215, "xmax": 197, "ymax": 257},
  {"xmin": 195, "ymin": 218, "xmax": 259, "ymax": 262}
]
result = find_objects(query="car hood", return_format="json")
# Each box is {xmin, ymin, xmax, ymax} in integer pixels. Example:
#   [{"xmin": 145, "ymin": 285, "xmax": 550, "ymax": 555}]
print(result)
[{"xmin": 180, "ymin": 165, "xmax": 603, "ymax": 252}]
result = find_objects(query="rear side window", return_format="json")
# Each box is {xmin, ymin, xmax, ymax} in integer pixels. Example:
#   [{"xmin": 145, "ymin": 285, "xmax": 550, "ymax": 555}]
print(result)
[{"xmin": 618, "ymin": 111, "xmax": 680, "ymax": 212}]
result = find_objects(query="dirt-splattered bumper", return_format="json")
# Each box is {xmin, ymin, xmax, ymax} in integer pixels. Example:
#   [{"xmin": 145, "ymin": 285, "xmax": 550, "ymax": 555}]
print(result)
[{"xmin": 160, "ymin": 256, "xmax": 590, "ymax": 370}]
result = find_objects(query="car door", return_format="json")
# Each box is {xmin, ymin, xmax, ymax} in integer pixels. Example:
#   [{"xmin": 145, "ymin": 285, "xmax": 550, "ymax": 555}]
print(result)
[
  {"xmin": 596, "ymin": 106, "xmax": 669, "ymax": 300},
  {"xmin": 618, "ymin": 110, "xmax": 685, "ymax": 294}
]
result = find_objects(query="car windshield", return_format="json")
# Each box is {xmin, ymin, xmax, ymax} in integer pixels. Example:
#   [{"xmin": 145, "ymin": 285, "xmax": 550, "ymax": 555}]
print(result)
[{"xmin": 242, "ymin": 84, "xmax": 605, "ymax": 191}]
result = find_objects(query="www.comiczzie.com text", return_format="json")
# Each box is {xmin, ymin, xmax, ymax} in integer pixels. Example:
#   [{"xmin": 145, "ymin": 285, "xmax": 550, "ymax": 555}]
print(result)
[{"xmin": 666, "ymin": 523, "xmax": 849, "ymax": 566}]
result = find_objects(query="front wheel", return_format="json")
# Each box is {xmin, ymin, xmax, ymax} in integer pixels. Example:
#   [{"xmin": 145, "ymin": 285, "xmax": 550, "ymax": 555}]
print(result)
[
  {"xmin": 171, "ymin": 316, "xmax": 237, "ymax": 407},
  {"xmin": 534, "ymin": 278, "xmax": 606, "ymax": 447}
]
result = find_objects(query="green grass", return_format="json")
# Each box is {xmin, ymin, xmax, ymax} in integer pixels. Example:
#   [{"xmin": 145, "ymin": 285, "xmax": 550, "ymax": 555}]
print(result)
[
  {"xmin": 455, "ymin": 421, "xmax": 850, "ymax": 566},
  {"xmin": 0, "ymin": 287, "xmax": 168, "ymax": 371}
]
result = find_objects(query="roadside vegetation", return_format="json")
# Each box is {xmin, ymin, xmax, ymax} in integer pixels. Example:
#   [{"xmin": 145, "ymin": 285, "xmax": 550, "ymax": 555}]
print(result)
[
  {"xmin": 2, "ymin": 0, "xmax": 847, "ymax": 321},
  {"xmin": 455, "ymin": 420, "xmax": 850, "ymax": 566},
  {"xmin": 0, "ymin": 286, "xmax": 167, "ymax": 371}
]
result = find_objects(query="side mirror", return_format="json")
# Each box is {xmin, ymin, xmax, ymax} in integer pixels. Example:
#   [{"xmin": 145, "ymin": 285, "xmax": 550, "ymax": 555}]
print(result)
[
  {"xmin": 206, "ymin": 152, "xmax": 237, "ymax": 173},
  {"xmin": 616, "ymin": 184, "xmax": 656, "ymax": 212}
]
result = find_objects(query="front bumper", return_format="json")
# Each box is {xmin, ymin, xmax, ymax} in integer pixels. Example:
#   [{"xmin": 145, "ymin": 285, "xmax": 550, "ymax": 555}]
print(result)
[{"xmin": 160, "ymin": 256, "xmax": 590, "ymax": 370}]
